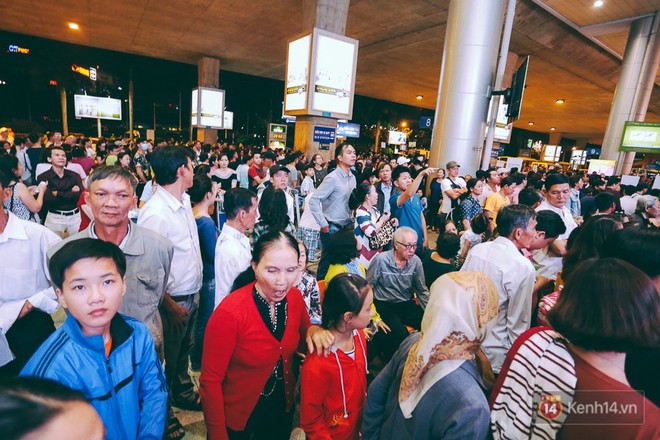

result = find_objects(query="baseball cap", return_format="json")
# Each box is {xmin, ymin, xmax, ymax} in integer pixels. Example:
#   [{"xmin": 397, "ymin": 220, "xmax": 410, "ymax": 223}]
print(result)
[
  {"xmin": 446, "ymin": 160, "xmax": 460, "ymax": 169},
  {"xmin": 270, "ymin": 164, "xmax": 290, "ymax": 175},
  {"xmin": 397, "ymin": 156, "xmax": 410, "ymax": 165}
]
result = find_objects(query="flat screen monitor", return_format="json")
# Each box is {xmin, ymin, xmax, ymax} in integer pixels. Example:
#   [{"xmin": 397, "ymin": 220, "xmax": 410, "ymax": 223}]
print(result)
[{"xmin": 506, "ymin": 56, "xmax": 529, "ymax": 123}]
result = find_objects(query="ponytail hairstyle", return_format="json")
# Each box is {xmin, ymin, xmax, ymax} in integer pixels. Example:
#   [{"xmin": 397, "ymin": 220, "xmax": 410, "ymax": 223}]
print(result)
[{"xmin": 321, "ymin": 274, "xmax": 370, "ymax": 330}]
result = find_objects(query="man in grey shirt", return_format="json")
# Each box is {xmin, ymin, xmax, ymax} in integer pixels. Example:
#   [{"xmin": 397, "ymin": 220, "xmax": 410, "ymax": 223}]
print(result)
[
  {"xmin": 48, "ymin": 165, "xmax": 173, "ymax": 358},
  {"xmin": 367, "ymin": 226, "xmax": 429, "ymax": 354},
  {"xmin": 309, "ymin": 142, "xmax": 356, "ymax": 279}
]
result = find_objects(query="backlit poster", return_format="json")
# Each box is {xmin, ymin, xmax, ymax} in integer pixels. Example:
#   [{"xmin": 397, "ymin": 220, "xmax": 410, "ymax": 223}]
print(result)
[
  {"xmin": 191, "ymin": 88, "xmax": 225, "ymax": 129},
  {"xmin": 285, "ymin": 35, "xmax": 311, "ymax": 112},
  {"xmin": 74, "ymin": 95, "xmax": 121, "ymax": 120}
]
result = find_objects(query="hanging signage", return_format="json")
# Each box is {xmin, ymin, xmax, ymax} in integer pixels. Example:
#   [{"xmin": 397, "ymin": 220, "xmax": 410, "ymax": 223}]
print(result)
[
  {"xmin": 268, "ymin": 123, "xmax": 288, "ymax": 148},
  {"xmin": 71, "ymin": 64, "xmax": 97, "ymax": 81},
  {"xmin": 420, "ymin": 116, "xmax": 433, "ymax": 129},
  {"xmin": 620, "ymin": 121, "xmax": 660, "ymax": 154},
  {"xmin": 388, "ymin": 131, "xmax": 407, "ymax": 145},
  {"xmin": 283, "ymin": 28, "xmax": 359, "ymax": 119},
  {"xmin": 336, "ymin": 122, "xmax": 360, "ymax": 138},
  {"xmin": 223, "ymin": 111, "xmax": 234, "ymax": 130},
  {"xmin": 313, "ymin": 126, "xmax": 336, "ymax": 143},
  {"xmin": 7, "ymin": 44, "xmax": 30, "ymax": 54},
  {"xmin": 74, "ymin": 95, "xmax": 121, "ymax": 120},
  {"xmin": 191, "ymin": 87, "xmax": 225, "ymax": 129}
]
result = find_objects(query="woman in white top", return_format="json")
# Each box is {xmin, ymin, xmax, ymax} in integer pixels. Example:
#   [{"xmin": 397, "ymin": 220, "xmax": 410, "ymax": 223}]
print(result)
[{"xmin": 0, "ymin": 155, "xmax": 47, "ymax": 222}]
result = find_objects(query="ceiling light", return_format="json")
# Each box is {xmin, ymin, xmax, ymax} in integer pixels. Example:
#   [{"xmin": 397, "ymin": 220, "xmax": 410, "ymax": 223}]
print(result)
[
  {"xmin": 528, "ymin": 122, "xmax": 534, "ymax": 126},
  {"xmin": 555, "ymin": 99, "xmax": 565, "ymax": 104},
  {"xmin": 416, "ymin": 95, "xmax": 423, "ymax": 100},
  {"xmin": 593, "ymin": 1, "xmax": 604, "ymax": 7},
  {"xmin": 68, "ymin": 22, "xmax": 79, "ymax": 30},
  {"xmin": 550, "ymin": 127, "xmax": 556, "ymax": 131}
]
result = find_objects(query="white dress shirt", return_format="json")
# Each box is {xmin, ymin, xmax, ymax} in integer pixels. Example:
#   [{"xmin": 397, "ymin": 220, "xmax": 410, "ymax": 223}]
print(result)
[
  {"xmin": 0, "ymin": 212, "xmax": 61, "ymax": 340},
  {"xmin": 138, "ymin": 189, "xmax": 202, "ymax": 297},
  {"xmin": 214, "ymin": 223, "xmax": 252, "ymax": 307},
  {"xmin": 532, "ymin": 200, "xmax": 578, "ymax": 280},
  {"xmin": 461, "ymin": 236, "xmax": 535, "ymax": 373}
]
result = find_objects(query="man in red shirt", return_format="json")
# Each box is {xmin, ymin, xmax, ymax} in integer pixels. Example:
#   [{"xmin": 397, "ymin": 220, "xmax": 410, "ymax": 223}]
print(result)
[{"xmin": 248, "ymin": 151, "xmax": 266, "ymax": 192}]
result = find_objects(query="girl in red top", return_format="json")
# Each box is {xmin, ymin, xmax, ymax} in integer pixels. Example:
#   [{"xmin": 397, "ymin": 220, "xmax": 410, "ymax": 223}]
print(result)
[{"xmin": 301, "ymin": 274, "xmax": 372, "ymax": 440}]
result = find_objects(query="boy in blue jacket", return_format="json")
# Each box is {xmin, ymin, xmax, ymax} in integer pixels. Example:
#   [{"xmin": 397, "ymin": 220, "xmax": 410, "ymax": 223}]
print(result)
[{"xmin": 21, "ymin": 238, "xmax": 167, "ymax": 439}]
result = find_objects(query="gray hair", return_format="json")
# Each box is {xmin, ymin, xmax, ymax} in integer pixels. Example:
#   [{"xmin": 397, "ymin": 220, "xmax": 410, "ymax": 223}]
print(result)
[
  {"xmin": 87, "ymin": 165, "xmax": 138, "ymax": 193},
  {"xmin": 393, "ymin": 226, "xmax": 417, "ymax": 243},
  {"xmin": 636, "ymin": 195, "xmax": 659, "ymax": 213}
]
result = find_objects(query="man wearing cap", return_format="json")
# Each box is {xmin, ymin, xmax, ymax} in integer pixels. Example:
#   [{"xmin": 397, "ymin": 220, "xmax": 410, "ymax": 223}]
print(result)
[{"xmin": 440, "ymin": 161, "xmax": 467, "ymax": 223}]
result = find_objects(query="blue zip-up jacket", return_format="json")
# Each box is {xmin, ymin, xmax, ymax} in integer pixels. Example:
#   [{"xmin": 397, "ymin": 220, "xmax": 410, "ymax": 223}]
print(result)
[{"xmin": 21, "ymin": 314, "xmax": 167, "ymax": 439}]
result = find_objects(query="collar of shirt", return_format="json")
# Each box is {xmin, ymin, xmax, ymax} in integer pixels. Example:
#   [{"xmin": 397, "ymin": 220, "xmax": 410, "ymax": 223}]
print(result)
[
  {"xmin": 220, "ymin": 223, "xmax": 250, "ymax": 246},
  {"xmin": 0, "ymin": 211, "xmax": 27, "ymax": 243},
  {"xmin": 537, "ymin": 200, "xmax": 569, "ymax": 218},
  {"xmin": 88, "ymin": 221, "xmax": 133, "ymax": 252},
  {"xmin": 154, "ymin": 187, "xmax": 190, "ymax": 213},
  {"xmin": 335, "ymin": 167, "xmax": 353, "ymax": 179},
  {"xmin": 494, "ymin": 235, "xmax": 524, "ymax": 256}
]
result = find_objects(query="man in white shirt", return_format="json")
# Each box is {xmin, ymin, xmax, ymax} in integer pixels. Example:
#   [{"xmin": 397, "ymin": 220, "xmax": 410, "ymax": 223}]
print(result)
[
  {"xmin": 214, "ymin": 188, "xmax": 257, "ymax": 306},
  {"xmin": 0, "ymin": 171, "xmax": 61, "ymax": 375},
  {"xmin": 478, "ymin": 168, "xmax": 500, "ymax": 206},
  {"xmin": 532, "ymin": 173, "xmax": 578, "ymax": 283},
  {"xmin": 461, "ymin": 204, "xmax": 537, "ymax": 373},
  {"xmin": 440, "ymin": 160, "xmax": 467, "ymax": 221},
  {"xmin": 138, "ymin": 146, "xmax": 203, "ymax": 409}
]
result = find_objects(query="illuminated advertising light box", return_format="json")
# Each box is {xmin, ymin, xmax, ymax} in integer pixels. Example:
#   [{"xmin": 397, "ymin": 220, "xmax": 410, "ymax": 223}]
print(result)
[
  {"xmin": 336, "ymin": 122, "xmax": 360, "ymax": 138},
  {"xmin": 620, "ymin": 121, "xmax": 660, "ymax": 154},
  {"xmin": 191, "ymin": 87, "xmax": 225, "ymax": 129},
  {"xmin": 74, "ymin": 95, "xmax": 121, "ymax": 120},
  {"xmin": 223, "ymin": 111, "xmax": 234, "ymax": 130},
  {"xmin": 284, "ymin": 35, "xmax": 311, "ymax": 112},
  {"xmin": 494, "ymin": 96, "xmax": 512, "ymax": 143},
  {"xmin": 588, "ymin": 159, "xmax": 616, "ymax": 176},
  {"xmin": 388, "ymin": 131, "xmax": 407, "ymax": 145},
  {"xmin": 283, "ymin": 28, "xmax": 359, "ymax": 119}
]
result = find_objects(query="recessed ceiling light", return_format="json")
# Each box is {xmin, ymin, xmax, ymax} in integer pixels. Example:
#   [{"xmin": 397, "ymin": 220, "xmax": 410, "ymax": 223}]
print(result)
[
  {"xmin": 528, "ymin": 122, "xmax": 534, "ymax": 126},
  {"xmin": 550, "ymin": 127, "xmax": 556, "ymax": 131},
  {"xmin": 416, "ymin": 95, "xmax": 423, "ymax": 100},
  {"xmin": 555, "ymin": 99, "xmax": 565, "ymax": 104},
  {"xmin": 68, "ymin": 22, "xmax": 80, "ymax": 30},
  {"xmin": 594, "ymin": 1, "xmax": 603, "ymax": 7}
]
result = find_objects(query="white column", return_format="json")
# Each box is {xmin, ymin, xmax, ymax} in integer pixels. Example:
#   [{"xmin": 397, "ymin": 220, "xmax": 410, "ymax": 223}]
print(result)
[
  {"xmin": 428, "ymin": 0, "xmax": 506, "ymax": 176},
  {"xmin": 600, "ymin": 13, "xmax": 660, "ymax": 174}
]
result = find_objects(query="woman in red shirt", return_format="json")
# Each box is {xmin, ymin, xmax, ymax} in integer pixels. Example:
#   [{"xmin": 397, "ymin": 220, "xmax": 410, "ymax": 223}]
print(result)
[
  {"xmin": 200, "ymin": 230, "xmax": 334, "ymax": 440},
  {"xmin": 300, "ymin": 274, "xmax": 372, "ymax": 439}
]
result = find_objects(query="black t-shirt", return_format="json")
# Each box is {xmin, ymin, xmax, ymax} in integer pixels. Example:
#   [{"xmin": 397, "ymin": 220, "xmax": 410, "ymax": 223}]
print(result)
[{"xmin": 421, "ymin": 250, "xmax": 457, "ymax": 288}]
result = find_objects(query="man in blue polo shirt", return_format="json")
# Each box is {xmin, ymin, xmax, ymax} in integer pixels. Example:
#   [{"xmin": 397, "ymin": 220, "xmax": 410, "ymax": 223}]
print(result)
[{"xmin": 389, "ymin": 165, "xmax": 436, "ymax": 254}]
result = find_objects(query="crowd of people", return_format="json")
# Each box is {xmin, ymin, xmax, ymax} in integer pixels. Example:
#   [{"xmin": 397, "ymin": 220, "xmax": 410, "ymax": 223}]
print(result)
[{"xmin": 0, "ymin": 130, "xmax": 659, "ymax": 440}]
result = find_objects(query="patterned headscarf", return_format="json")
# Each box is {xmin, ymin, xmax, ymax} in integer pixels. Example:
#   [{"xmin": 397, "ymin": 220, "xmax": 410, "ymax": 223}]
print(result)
[{"xmin": 398, "ymin": 272, "xmax": 499, "ymax": 418}]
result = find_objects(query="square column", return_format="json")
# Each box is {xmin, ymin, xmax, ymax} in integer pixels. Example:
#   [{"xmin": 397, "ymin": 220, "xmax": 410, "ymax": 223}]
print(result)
[{"xmin": 197, "ymin": 57, "xmax": 220, "ymax": 145}]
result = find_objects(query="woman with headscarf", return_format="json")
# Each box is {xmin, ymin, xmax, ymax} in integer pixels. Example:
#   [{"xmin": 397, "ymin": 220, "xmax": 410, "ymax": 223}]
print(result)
[{"xmin": 361, "ymin": 272, "xmax": 499, "ymax": 440}]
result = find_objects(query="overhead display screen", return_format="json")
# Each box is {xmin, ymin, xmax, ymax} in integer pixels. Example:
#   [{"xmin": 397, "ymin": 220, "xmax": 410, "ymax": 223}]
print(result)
[
  {"xmin": 620, "ymin": 121, "xmax": 660, "ymax": 154},
  {"xmin": 284, "ymin": 35, "xmax": 311, "ymax": 112},
  {"xmin": 74, "ymin": 95, "xmax": 121, "ymax": 120}
]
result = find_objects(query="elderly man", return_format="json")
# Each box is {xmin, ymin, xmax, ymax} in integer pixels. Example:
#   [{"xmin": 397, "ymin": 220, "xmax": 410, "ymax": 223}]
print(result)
[
  {"xmin": 214, "ymin": 188, "xmax": 258, "ymax": 306},
  {"xmin": 633, "ymin": 194, "xmax": 660, "ymax": 228},
  {"xmin": 48, "ymin": 165, "xmax": 173, "ymax": 357},
  {"xmin": 367, "ymin": 226, "xmax": 429, "ymax": 354},
  {"xmin": 461, "ymin": 204, "xmax": 537, "ymax": 373},
  {"xmin": 0, "ymin": 171, "xmax": 61, "ymax": 375}
]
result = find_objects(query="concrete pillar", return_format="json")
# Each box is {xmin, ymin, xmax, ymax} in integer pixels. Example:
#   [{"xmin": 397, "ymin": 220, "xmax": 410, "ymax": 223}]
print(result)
[
  {"xmin": 548, "ymin": 132, "xmax": 561, "ymax": 145},
  {"xmin": 295, "ymin": 0, "xmax": 350, "ymax": 161},
  {"xmin": 196, "ymin": 57, "xmax": 221, "ymax": 145},
  {"xmin": 60, "ymin": 87, "xmax": 68, "ymax": 136},
  {"xmin": 429, "ymin": 0, "xmax": 506, "ymax": 176},
  {"xmin": 601, "ymin": 13, "xmax": 660, "ymax": 174}
]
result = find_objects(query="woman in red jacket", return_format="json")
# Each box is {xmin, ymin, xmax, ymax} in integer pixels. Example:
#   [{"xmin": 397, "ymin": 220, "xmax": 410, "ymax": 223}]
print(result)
[
  {"xmin": 301, "ymin": 274, "xmax": 372, "ymax": 439},
  {"xmin": 200, "ymin": 230, "xmax": 334, "ymax": 440}
]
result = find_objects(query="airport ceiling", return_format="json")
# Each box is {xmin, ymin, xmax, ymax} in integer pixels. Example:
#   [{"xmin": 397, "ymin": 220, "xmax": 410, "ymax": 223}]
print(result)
[{"xmin": 2, "ymin": 0, "xmax": 660, "ymax": 141}]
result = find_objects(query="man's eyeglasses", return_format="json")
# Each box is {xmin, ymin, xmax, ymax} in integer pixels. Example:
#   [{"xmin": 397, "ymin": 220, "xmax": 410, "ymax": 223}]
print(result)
[{"xmin": 396, "ymin": 241, "xmax": 417, "ymax": 251}]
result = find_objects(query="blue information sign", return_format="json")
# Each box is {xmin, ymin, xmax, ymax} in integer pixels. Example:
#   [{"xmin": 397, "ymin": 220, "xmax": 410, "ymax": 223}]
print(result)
[
  {"xmin": 420, "ymin": 116, "xmax": 433, "ymax": 129},
  {"xmin": 313, "ymin": 126, "xmax": 336, "ymax": 143}
]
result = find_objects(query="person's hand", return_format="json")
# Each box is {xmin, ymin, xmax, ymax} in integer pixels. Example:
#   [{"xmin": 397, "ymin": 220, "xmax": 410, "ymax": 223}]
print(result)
[
  {"xmin": 380, "ymin": 212, "xmax": 391, "ymax": 222},
  {"xmin": 167, "ymin": 302, "xmax": 189, "ymax": 333},
  {"xmin": 424, "ymin": 167, "xmax": 437, "ymax": 176},
  {"xmin": 376, "ymin": 320, "xmax": 391, "ymax": 334},
  {"xmin": 18, "ymin": 300, "xmax": 33, "ymax": 319},
  {"xmin": 71, "ymin": 185, "xmax": 80, "ymax": 192},
  {"xmin": 320, "ymin": 225, "xmax": 330, "ymax": 234},
  {"xmin": 38, "ymin": 181, "xmax": 48, "ymax": 190},
  {"xmin": 306, "ymin": 325, "xmax": 335, "ymax": 357},
  {"xmin": 391, "ymin": 217, "xmax": 399, "ymax": 227}
]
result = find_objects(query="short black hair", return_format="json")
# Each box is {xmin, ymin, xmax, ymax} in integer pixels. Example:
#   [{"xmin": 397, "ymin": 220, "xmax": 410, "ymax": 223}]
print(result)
[
  {"xmin": 500, "ymin": 176, "xmax": 514, "ymax": 188},
  {"xmin": 518, "ymin": 188, "xmax": 543, "ymax": 207},
  {"xmin": 601, "ymin": 227, "xmax": 660, "ymax": 279},
  {"xmin": 150, "ymin": 145, "xmax": 194, "ymax": 186},
  {"xmin": 569, "ymin": 174, "xmax": 582, "ymax": 188},
  {"xmin": 335, "ymin": 142, "xmax": 352, "ymax": 159},
  {"xmin": 497, "ymin": 204, "xmax": 536, "ymax": 238},
  {"xmin": 49, "ymin": 238, "xmax": 126, "ymax": 290},
  {"xmin": 392, "ymin": 165, "xmax": 411, "ymax": 183},
  {"xmin": 595, "ymin": 191, "xmax": 616, "ymax": 211},
  {"xmin": 535, "ymin": 210, "xmax": 566, "ymax": 239},
  {"xmin": 187, "ymin": 174, "xmax": 213, "ymax": 204},
  {"xmin": 435, "ymin": 233, "xmax": 460, "ymax": 259},
  {"xmin": 322, "ymin": 274, "xmax": 370, "ymax": 330},
  {"xmin": 544, "ymin": 173, "xmax": 569, "ymax": 190},
  {"xmin": 223, "ymin": 188, "xmax": 257, "ymax": 221},
  {"xmin": 326, "ymin": 228, "xmax": 359, "ymax": 264},
  {"xmin": 0, "ymin": 170, "xmax": 10, "ymax": 189}
]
